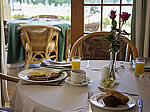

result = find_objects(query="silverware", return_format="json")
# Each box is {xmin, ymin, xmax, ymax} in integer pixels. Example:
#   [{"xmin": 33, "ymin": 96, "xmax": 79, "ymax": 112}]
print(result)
[
  {"xmin": 57, "ymin": 75, "xmax": 69, "ymax": 85},
  {"xmin": 115, "ymin": 61, "xmax": 125, "ymax": 71},
  {"xmin": 98, "ymin": 87, "xmax": 139, "ymax": 96},
  {"xmin": 86, "ymin": 60, "xmax": 90, "ymax": 69},
  {"xmin": 138, "ymin": 99, "xmax": 143, "ymax": 112},
  {"xmin": 121, "ymin": 91, "xmax": 139, "ymax": 96},
  {"xmin": 88, "ymin": 92, "xmax": 93, "ymax": 112}
]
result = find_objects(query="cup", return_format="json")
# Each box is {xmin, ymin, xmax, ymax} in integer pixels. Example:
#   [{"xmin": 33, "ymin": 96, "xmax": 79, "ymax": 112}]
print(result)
[
  {"xmin": 101, "ymin": 65, "xmax": 110, "ymax": 81},
  {"xmin": 72, "ymin": 56, "xmax": 81, "ymax": 70},
  {"xmin": 71, "ymin": 70, "xmax": 86, "ymax": 84},
  {"xmin": 135, "ymin": 57, "xmax": 145, "ymax": 78}
]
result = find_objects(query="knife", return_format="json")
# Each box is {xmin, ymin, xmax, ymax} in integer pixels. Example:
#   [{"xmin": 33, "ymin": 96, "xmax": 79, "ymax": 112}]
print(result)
[
  {"xmin": 98, "ymin": 87, "xmax": 139, "ymax": 96},
  {"xmin": 137, "ymin": 99, "xmax": 143, "ymax": 112}
]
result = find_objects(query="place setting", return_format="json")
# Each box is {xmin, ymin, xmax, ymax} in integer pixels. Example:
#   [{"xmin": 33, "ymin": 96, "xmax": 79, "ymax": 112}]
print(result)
[
  {"xmin": 40, "ymin": 59, "xmax": 72, "ymax": 71},
  {"xmin": 65, "ymin": 56, "xmax": 92, "ymax": 87},
  {"xmin": 89, "ymin": 88, "xmax": 137, "ymax": 112},
  {"xmin": 18, "ymin": 68, "xmax": 68, "ymax": 86}
]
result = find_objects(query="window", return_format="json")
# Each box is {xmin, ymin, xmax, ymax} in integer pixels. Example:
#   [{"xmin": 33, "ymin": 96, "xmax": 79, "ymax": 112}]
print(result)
[
  {"xmin": 9, "ymin": 0, "xmax": 71, "ymax": 20},
  {"xmin": 84, "ymin": 0, "xmax": 133, "ymax": 33}
]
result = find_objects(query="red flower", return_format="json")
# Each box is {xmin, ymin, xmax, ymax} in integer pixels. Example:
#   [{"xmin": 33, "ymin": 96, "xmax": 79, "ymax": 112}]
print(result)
[
  {"xmin": 120, "ymin": 12, "xmax": 131, "ymax": 21},
  {"xmin": 110, "ymin": 10, "xmax": 117, "ymax": 20}
]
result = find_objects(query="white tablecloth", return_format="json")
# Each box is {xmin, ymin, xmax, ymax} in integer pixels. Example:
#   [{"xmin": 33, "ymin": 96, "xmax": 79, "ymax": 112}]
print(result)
[
  {"xmin": 10, "ymin": 60, "xmax": 150, "ymax": 112},
  {"xmin": 8, "ymin": 18, "xmax": 70, "ymax": 26}
]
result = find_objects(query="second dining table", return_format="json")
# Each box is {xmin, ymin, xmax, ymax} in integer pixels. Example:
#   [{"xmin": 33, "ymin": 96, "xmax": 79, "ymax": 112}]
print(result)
[
  {"xmin": 10, "ymin": 60, "xmax": 150, "ymax": 112},
  {"xmin": 7, "ymin": 18, "xmax": 70, "ymax": 64}
]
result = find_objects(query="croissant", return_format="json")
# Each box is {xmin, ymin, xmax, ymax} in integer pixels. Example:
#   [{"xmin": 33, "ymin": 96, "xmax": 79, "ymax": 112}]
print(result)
[{"xmin": 105, "ymin": 89, "xmax": 129, "ymax": 105}]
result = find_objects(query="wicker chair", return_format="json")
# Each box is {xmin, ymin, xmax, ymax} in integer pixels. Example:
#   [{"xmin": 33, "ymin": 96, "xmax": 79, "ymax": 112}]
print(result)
[
  {"xmin": 19, "ymin": 25, "xmax": 61, "ymax": 69},
  {"xmin": 65, "ymin": 28, "xmax": 71, "ymax": 61},
  {"xmin": 70, "ymin": 32, "xmax": 138, "ymax": 62},
  {"xmin": 33, "ymin": 15, "xmax": 60, "ymax": 19},
  {"xmin": 0, "ymin": 73, "xmax": 19, "ymax": 112}
]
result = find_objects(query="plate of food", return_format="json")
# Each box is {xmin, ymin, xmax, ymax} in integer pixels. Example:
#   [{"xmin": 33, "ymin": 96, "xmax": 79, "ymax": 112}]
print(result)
[
  {"xmin": 18, "ymin": 68, "xmax": 67, "ymax": 83},
  {"xmin": 90, "ymin": 89, "xmax": 136, "ymax": 111}
]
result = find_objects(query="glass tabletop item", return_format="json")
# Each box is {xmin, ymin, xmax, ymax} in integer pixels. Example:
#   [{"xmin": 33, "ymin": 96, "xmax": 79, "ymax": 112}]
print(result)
[
  {"xmin": 90, "ymin": 92, "xmax": 136, "ymax": 111},
  {"xmin": 18, "ymin": 68, "xmax": 67, "ymax": 83},
  {"xmin": 100, "ymin": 72, "xmax": 120, "ymax": 88},
  {"xmin": 72, "ymin": 56, "xmax": 81, "ymax": 70},
  {"xmin": 135, "ymin": 57, "xmax": 145, "ymax": 78}
]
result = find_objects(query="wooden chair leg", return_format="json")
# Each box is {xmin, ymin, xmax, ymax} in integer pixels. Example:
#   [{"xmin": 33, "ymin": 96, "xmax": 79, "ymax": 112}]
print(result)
[
  {"xmin": 25, "ymin": 54, "xmax": 32, "ymax": 69},
  {"xmin": 56, "ymin": 50, "xmax": 58, "ymax": 61}
]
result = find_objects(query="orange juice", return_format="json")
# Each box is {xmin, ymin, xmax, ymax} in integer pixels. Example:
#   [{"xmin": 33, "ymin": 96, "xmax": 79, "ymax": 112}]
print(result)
[
  {"xmin": 72, "ymin": 61, "xmax": 81, "ymax": 70},
  {"xmin": 135, "ymin": 62, "xmax": 145, "ymax": 74}
]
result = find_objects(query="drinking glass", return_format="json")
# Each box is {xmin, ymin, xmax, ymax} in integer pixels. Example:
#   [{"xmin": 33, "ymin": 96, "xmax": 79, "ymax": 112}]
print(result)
[
  {"xmin": 135, "ymin": 57, "xmax": 145, "ymax": 78},
  {"xmin": 72, "ymin": 56, "xmax": 81, "ymax": 70}
]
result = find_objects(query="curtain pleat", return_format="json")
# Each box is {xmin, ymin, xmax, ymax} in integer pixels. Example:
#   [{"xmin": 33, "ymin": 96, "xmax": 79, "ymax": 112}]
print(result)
[
  {"xmin": 143, "ymin": 0, "xmax": 150, "ymax": 57},
  {"xmin": 131, "ymin": 0, "xmax": 136, "ymax": 44},
  {"xmin": 135, "ymin": 0, "xmax": 149, "ymax": 57}
]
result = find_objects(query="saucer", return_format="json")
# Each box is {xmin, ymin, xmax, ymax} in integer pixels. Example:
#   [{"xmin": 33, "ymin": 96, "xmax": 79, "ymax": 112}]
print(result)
[{"xmin": 65, "ymin": 77, "xmax": 89, "ymax": 87}]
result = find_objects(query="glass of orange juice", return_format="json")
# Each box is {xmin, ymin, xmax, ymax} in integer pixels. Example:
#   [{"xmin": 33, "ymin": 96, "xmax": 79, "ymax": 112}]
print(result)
[
  {"xmin": 135, "ymin": 57, "xmax": 145, "ymax": 78},
  {"xmin": 72, "ymin": 56, "xmax": 81, "ymax": 70}
]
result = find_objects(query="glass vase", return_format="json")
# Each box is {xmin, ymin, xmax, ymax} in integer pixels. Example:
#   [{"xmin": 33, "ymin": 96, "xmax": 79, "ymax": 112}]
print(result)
[{"xmin": 109, "ymin": 51, "xmax": 118, "ymax": 80}]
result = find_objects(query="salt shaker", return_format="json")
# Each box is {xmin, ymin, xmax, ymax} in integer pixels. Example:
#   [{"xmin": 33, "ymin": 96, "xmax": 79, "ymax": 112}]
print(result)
[{"xmin": 101, "ymin": 65, "xmax": 110, "ymax": 81}]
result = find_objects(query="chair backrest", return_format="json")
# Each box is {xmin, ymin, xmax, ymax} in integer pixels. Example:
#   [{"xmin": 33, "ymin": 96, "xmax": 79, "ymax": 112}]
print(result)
[
  {"xmin": 65, "ymin": 28, "xmax": 71, "ymax": 61},
  {"xmin": 70, "ymin": 32, "xmax": 138, "ymax": 61},
  {"xmin": 34, "ymin": 15, "xmax": 60, "ymax": 19},
  {"xmin": 20, "ymin": 25, "xmax": 60, "ymax": 51},
  {"xmin": 20, "ymin": 25, "xmax": 61, "ymax": 63}
]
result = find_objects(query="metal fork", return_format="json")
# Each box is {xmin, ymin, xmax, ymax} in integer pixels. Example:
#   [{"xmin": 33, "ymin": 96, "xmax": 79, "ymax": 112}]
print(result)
[
  {"xmin": 88, "ymin": 92, "xmax": 93, "ymax": 112},
  {"xmin": 86, "ymin": 60, "xmax": 90, "ymax": 69}
]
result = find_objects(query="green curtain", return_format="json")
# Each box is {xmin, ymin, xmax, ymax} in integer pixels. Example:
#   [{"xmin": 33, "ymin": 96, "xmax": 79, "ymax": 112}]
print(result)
[{"xmin": 131, "ymin": 0, "xmax": 150, "ymax": 57}]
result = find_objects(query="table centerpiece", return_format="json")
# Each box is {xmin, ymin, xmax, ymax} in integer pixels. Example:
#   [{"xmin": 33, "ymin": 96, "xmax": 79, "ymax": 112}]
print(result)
[{"xmin": 102, "ymin": 10, "xmax": 131, "ymax": 88}]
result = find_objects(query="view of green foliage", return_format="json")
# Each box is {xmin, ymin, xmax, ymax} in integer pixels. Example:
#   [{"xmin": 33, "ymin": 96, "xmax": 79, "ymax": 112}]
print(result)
[
  {"xmin": 13, "ymin": 14, "xmax": 25, "ymax": 19},
  {"xmin": 103, "ymin": 18, "xmax": 111, "ymax": 28},
  {"xmin": 60, "ymin": 16, "xmax": 71, "ymax": 21},
  {"xmin": 10, "ymin": 0, "xmax": 71, "ymax": 5}
]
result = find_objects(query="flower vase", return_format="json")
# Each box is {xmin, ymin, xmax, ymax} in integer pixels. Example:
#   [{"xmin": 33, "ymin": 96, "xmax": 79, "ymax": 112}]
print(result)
[{"xmin": 109, "ymin": 51, "xmax": 118, "ymax": 80}]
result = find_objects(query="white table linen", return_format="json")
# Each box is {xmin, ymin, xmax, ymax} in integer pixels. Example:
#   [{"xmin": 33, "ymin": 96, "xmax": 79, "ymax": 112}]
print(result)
[{"xmin": 10, "ymin": 60, "xmax": 150, "ymax": 112}]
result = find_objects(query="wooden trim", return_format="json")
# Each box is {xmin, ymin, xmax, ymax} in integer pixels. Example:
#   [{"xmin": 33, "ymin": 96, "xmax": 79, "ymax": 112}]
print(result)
[
  {"xmin": 71, "ymin": 0, "xmax": 84, "ymax": 47},
  {"xmin": 0, "ymin": 73, "xmax": 19, "ymax": 83},
  {"xmin": 84, "ymin": 4, "xmax": 132, "ymax": 6}
]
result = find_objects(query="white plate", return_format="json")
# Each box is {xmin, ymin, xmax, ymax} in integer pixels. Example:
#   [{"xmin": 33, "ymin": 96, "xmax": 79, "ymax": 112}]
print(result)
[
  {"xmin": 18, "ymin": 68, "xmax": 67, "ymax": 83},
  {"xmin": 65, "ymin": 77, "xmax": 89, "ymax": 87},
  {"xmin": 90, "ymin": 92, "xmax": 136, "ymax": 111},
  {"xmin": 49, "ymin": 61, "xmax": 72, "ymax": 67}
]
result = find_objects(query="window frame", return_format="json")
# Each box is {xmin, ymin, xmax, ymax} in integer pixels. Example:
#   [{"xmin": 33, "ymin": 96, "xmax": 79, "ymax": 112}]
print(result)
[
  {"xmin": 71, "ymin": 0, "xmax": 132, "ymax": 47},
  {"xmin": 84, "ymin": 0, "xmax": 132, "ymax": 32}
]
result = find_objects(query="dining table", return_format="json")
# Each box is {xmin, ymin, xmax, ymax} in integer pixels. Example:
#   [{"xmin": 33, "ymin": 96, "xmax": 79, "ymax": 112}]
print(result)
[
  {"xmin": 10, "ymin": 60, "xmax": 150, "ymax": 112},
  {"xmin": 7, "ymin": 18, "xmax": 70, "ymax": 64}
]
